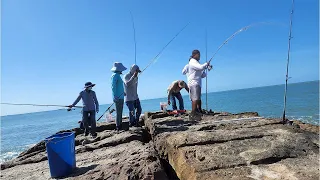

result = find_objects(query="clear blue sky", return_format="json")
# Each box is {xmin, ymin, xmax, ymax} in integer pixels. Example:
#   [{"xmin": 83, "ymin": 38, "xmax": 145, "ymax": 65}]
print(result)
[{"xmin": 1, "ymin": 0, "xmax": 319, "ymax": 115}]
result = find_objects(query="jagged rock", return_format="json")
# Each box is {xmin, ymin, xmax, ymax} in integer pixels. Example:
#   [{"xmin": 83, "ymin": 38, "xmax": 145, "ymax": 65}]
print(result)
[
  {"xmin": 144, "ymin": 111, "xmax": 319, "ymax": 180},
  {"xmin": 1, "ymin": 111, "xmax": 319, "ymax": 180},
  {"xmin": 1, "ymin": 122, "xmax": 168, "ymax": 180}
]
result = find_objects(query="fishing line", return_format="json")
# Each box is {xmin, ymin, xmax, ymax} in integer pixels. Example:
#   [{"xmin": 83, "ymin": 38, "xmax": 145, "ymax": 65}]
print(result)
[
  {"xmin": 207, "ymin": 22, "xmax": 278, "ymax": 65},
  {"xmin": 130, "ymin": 11, "xmax": 137, "ymax": 64},
  {"xmin": 97, "ymin": 22, "xmax": 190, "ymax": 121},
  {"xmin": 205, "ymin": 28, "xmax": 208, "ymax": 111},
  {"xmin": 1, "ymin": 103, "xmax": 83, "ymax": 108}
]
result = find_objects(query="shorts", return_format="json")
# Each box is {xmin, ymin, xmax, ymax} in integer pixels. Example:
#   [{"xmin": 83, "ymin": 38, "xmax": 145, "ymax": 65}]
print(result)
[{"xmin": 189, "ymin": 85, "xmax": 201, "ymax": 101}]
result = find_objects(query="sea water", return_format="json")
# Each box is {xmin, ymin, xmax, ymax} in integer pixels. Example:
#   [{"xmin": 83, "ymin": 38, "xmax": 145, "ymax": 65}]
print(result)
[{"xmin": 1, "ymin": 81, "xmax": 318, "ymax": 163}]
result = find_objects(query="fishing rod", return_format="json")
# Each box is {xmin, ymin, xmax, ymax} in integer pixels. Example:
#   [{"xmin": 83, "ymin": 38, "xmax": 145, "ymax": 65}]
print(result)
[
  {"xmin": 207, "ymin": 22, "xmax": 273, "ymax": 69},
  {"xmin": 97, "ymin": 22, "xmax": 190, "ymax": 121},
  {"xmin": 205, "ymin": 28, "xmax": 208, "ymax": 111},
  {"xmin": 140, "ymin": 23, "xmax": 190, "ymax": 73},
  {"xmin": 282, "ymin": 0, "xmax": 294, "ymax": 123},
  {"xmin": 1, "ymin": 102, "xmax": 83, "ymax": 108},
  {"xmin": 130, "ymin": 11, "xmax": 137, "ymax": 64}
]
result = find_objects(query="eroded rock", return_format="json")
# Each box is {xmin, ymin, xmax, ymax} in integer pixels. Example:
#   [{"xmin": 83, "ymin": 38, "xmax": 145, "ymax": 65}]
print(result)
[
  {"xmin": 144, "ymin": 111, "xmax": 320, "ymax": 180},
  {"xmin": 1, "ymin": 122, "xmax": 168, "ymax": 180}
]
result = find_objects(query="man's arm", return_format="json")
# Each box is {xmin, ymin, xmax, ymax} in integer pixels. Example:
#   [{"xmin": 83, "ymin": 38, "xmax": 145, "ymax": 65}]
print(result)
[
  {"xmin": 124, "ymin": 72, "xmax": 137, "ymax": 86},
  {"xmin": 93, "ymin": 91, "xmax": 99, "ymax": 112},
  {"xmin": 190, "ymin": 60, "xmax": 209, "ymax": 71},
  {"xmin": 182, "ymin": 64, "xmax": 189, "ymax": 75},
  {"xmin": 185, "ymin": 83, "xmax": 189, "ymax": 93},
  {"xmin": 167, "ymin": 89, "xmax": 173, "ymax": 105},
  {"xmin": 111, "ymin": 75, "xmax": 118, "ymax": 101},
  {"xmin": 70, "ymin": 93, "xmax": 81, "ymax": 107}
]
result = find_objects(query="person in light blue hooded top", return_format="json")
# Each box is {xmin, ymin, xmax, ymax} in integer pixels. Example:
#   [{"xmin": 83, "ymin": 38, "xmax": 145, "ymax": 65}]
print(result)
[{"xmin": 111, "ymin": 62, "xmax": 127, "ymax": 131}]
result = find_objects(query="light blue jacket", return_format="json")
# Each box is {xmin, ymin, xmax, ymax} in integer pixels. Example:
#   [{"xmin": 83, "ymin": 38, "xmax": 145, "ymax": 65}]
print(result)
[{"xmin": 111, "ymin": 72, "xmax": 124, "ymax": 100}]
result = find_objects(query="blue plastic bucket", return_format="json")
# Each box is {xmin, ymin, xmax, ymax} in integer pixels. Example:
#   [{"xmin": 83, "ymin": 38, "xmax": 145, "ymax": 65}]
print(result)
[{"xmin": 45, "ymin": 132, "xmax": 76, "ymax": 178}]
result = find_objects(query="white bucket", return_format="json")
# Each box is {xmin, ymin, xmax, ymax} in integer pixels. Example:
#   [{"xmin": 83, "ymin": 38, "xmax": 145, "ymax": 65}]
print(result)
[
  {"xmin": 160, "ymin": 102, "xmax": 168, "ymax": 112},
  {"xmin": 105, "ymin": 113, "xmax": 115, "ymax": 123}
]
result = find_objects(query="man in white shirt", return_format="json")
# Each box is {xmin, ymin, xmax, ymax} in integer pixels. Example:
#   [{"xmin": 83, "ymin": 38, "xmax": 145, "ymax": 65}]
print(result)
[{"xmin": 185, "ymin": 49, "xmax": 210, "ymax": 120}]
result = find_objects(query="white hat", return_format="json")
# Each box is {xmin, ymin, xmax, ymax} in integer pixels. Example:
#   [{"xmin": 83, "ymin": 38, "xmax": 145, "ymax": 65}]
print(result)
[{"xmin": 111, "ymin": 62, "xmax": 127, "ymax": 72}]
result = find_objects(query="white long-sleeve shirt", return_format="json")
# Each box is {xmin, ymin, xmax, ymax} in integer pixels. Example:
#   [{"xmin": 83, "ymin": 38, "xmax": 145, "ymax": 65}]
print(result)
[{"xmin": 185, "ymin": 58, "xmax": 208, "ymax": 87}]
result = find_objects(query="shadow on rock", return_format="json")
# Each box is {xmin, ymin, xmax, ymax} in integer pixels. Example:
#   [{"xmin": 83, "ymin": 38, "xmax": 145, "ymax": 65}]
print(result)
[
  {"xmin": 157, "ymin": 119, "xmax": 196, "ymax": 127},
  {"xmin": 61, "ymin": 164, "xmax": 99, "ymax": 179}
]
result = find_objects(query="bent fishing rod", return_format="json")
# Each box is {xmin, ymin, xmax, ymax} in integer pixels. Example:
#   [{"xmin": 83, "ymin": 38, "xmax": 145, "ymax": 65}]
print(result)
[
  {"xmin": 1, "ymin": 102, "xmax": 83, "ymax": 108},
  {"xmin": 97, "ymin": 22, "xmax": 190, "ymax": 121},
  {"xmin": 130, "ymin": 11, "xmax": 137, "ymax": 64},
  {"xmin": 206, "ymin": 22, "xmax": 273, "ymax": 69}
]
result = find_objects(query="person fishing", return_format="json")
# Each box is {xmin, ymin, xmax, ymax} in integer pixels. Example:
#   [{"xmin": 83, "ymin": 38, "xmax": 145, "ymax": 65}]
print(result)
[
  {"xmin": 111, "ymin": 62, "xmax": 127, "ymax": 131},
  {"xmin": 182, "ymin": 63, "xmax": 207, "ymax": 113},
  {"xmin": 186, "ymin": 49, "xmax": 210, "ymax": 120},
  {"xmin": 68, "ymin": 82, "xmax": 99, "ymax": 138},
  {"xmin": 124, "ymin": 64, "xmax": 142, "ymax": 127},
  {"xmin": 167, "ymin": 80, "xmax": 189, "ymax": 116}
]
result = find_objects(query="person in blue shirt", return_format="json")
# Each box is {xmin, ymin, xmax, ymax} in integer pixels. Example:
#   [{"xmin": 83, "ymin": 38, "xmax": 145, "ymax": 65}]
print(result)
[
  {"xmin": 111, "ymin": 62, "xmax": 127, "ymax": 131},
  {"xmin": 69, "ymin": 82, "xmax": 99, "ymax": 138}
]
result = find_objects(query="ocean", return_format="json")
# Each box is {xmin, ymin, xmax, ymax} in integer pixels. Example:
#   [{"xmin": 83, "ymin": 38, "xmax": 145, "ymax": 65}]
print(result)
[{"xmin": 1, "ymin": 81, "xmax": 319, "ymax": 163}]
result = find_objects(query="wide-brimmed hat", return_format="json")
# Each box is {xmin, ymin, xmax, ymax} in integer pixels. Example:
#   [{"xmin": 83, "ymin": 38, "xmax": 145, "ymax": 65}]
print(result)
[
  {"xmin": 111, "ymin": 62, "xmax": 127, "ymax": 72},
  {"xmin": 84, "ymin": 82, "xmax": 95, "ymax": 88},
  {"xmin": 131, "ymin": 64, "xmax": 141, "ymax": 73}
]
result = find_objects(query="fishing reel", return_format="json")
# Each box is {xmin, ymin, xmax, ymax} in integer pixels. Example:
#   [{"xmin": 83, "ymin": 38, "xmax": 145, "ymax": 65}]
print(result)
[
  {"xmin": 109, "ymin": 108, "xmax": 115, "ymax": 114},
  {"xmin": 207, "ymin": 64, "xmax": 213, "ymax": 71}
]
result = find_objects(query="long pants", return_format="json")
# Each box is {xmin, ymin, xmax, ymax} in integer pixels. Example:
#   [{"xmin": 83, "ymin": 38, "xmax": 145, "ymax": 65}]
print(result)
[
  {"xmin": 114, "ymin": 99, "xmax": 124, "ymax": 128},
  {"xmin": 126, "ymin": 99, "xmax": 142, "ymax": 125},
  {"xmin": 82, "ymin": 110, "xmax": 96, "ymax": 135},
  {"xmin": 170, "ymin": 92, "xmax": 184, "ymax": 110}
]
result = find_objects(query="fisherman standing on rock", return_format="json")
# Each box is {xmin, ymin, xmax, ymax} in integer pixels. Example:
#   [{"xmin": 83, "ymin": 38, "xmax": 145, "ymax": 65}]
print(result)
[
  {"xmin": 124, "ymin": 64, "xmax": 142, "ymax": 127},
  {"xmin": 111, "ymin": 62, "xmax": 127, "ymax": 131},
  {"xmin": 185, "ymin": 50, "xmax": 210, "ymax": 121},
  {"xmin": 68, "ymin": 82, "xmax": 99, "ymax": 138}
]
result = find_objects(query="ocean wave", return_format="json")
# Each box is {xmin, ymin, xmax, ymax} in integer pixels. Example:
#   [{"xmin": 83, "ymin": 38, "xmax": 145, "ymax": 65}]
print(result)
[
  {"xmin": 0, "ymin": 144, "xmax": 34, "ymax": 164},
  {"xmin": 0, "ymin": 151, "xmax": 20, "ymax": 164}
]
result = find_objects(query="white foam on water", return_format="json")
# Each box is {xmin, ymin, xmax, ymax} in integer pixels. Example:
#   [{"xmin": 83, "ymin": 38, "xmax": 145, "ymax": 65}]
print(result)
[
  {"xmin": 0, "ymin": 144, "xmax": 35, "ymax": 164},
  {"xmin": 0, "ymin": 151, "xmax": 20, "ymax": 164}
]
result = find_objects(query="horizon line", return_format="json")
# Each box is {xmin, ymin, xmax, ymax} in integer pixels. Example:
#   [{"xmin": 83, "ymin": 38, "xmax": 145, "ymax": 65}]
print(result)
[{"xmin": 1, "ymin": 79, "xmax": 318, "ymax": 117}]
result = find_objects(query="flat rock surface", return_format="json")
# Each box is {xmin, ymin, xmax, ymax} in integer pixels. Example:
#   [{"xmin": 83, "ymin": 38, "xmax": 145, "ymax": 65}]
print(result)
[
  {"xmin": 144, "ymin": 111, "xmax": 319, "ymax": 180},
  {"xmin": 1, "ymin": 122, "xmax": 168, "ymax": 180}
]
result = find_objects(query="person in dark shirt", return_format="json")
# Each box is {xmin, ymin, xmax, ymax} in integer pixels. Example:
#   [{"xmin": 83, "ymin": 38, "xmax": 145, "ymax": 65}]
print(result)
[{"xmin": 69, "ymin": 82, "xmax": 99, "ymax": 138}]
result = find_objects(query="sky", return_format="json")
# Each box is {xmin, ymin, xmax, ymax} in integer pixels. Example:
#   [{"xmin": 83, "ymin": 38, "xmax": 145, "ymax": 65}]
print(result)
[{"xmin": 1, "ymin": 0, "xmax": 319, "ymax": 116}]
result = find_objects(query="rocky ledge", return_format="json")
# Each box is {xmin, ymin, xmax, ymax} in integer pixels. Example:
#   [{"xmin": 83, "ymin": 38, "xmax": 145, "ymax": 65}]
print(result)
[{"xmin": 1, "ymin": 111, "xmax": 319, "ymax": 180}]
